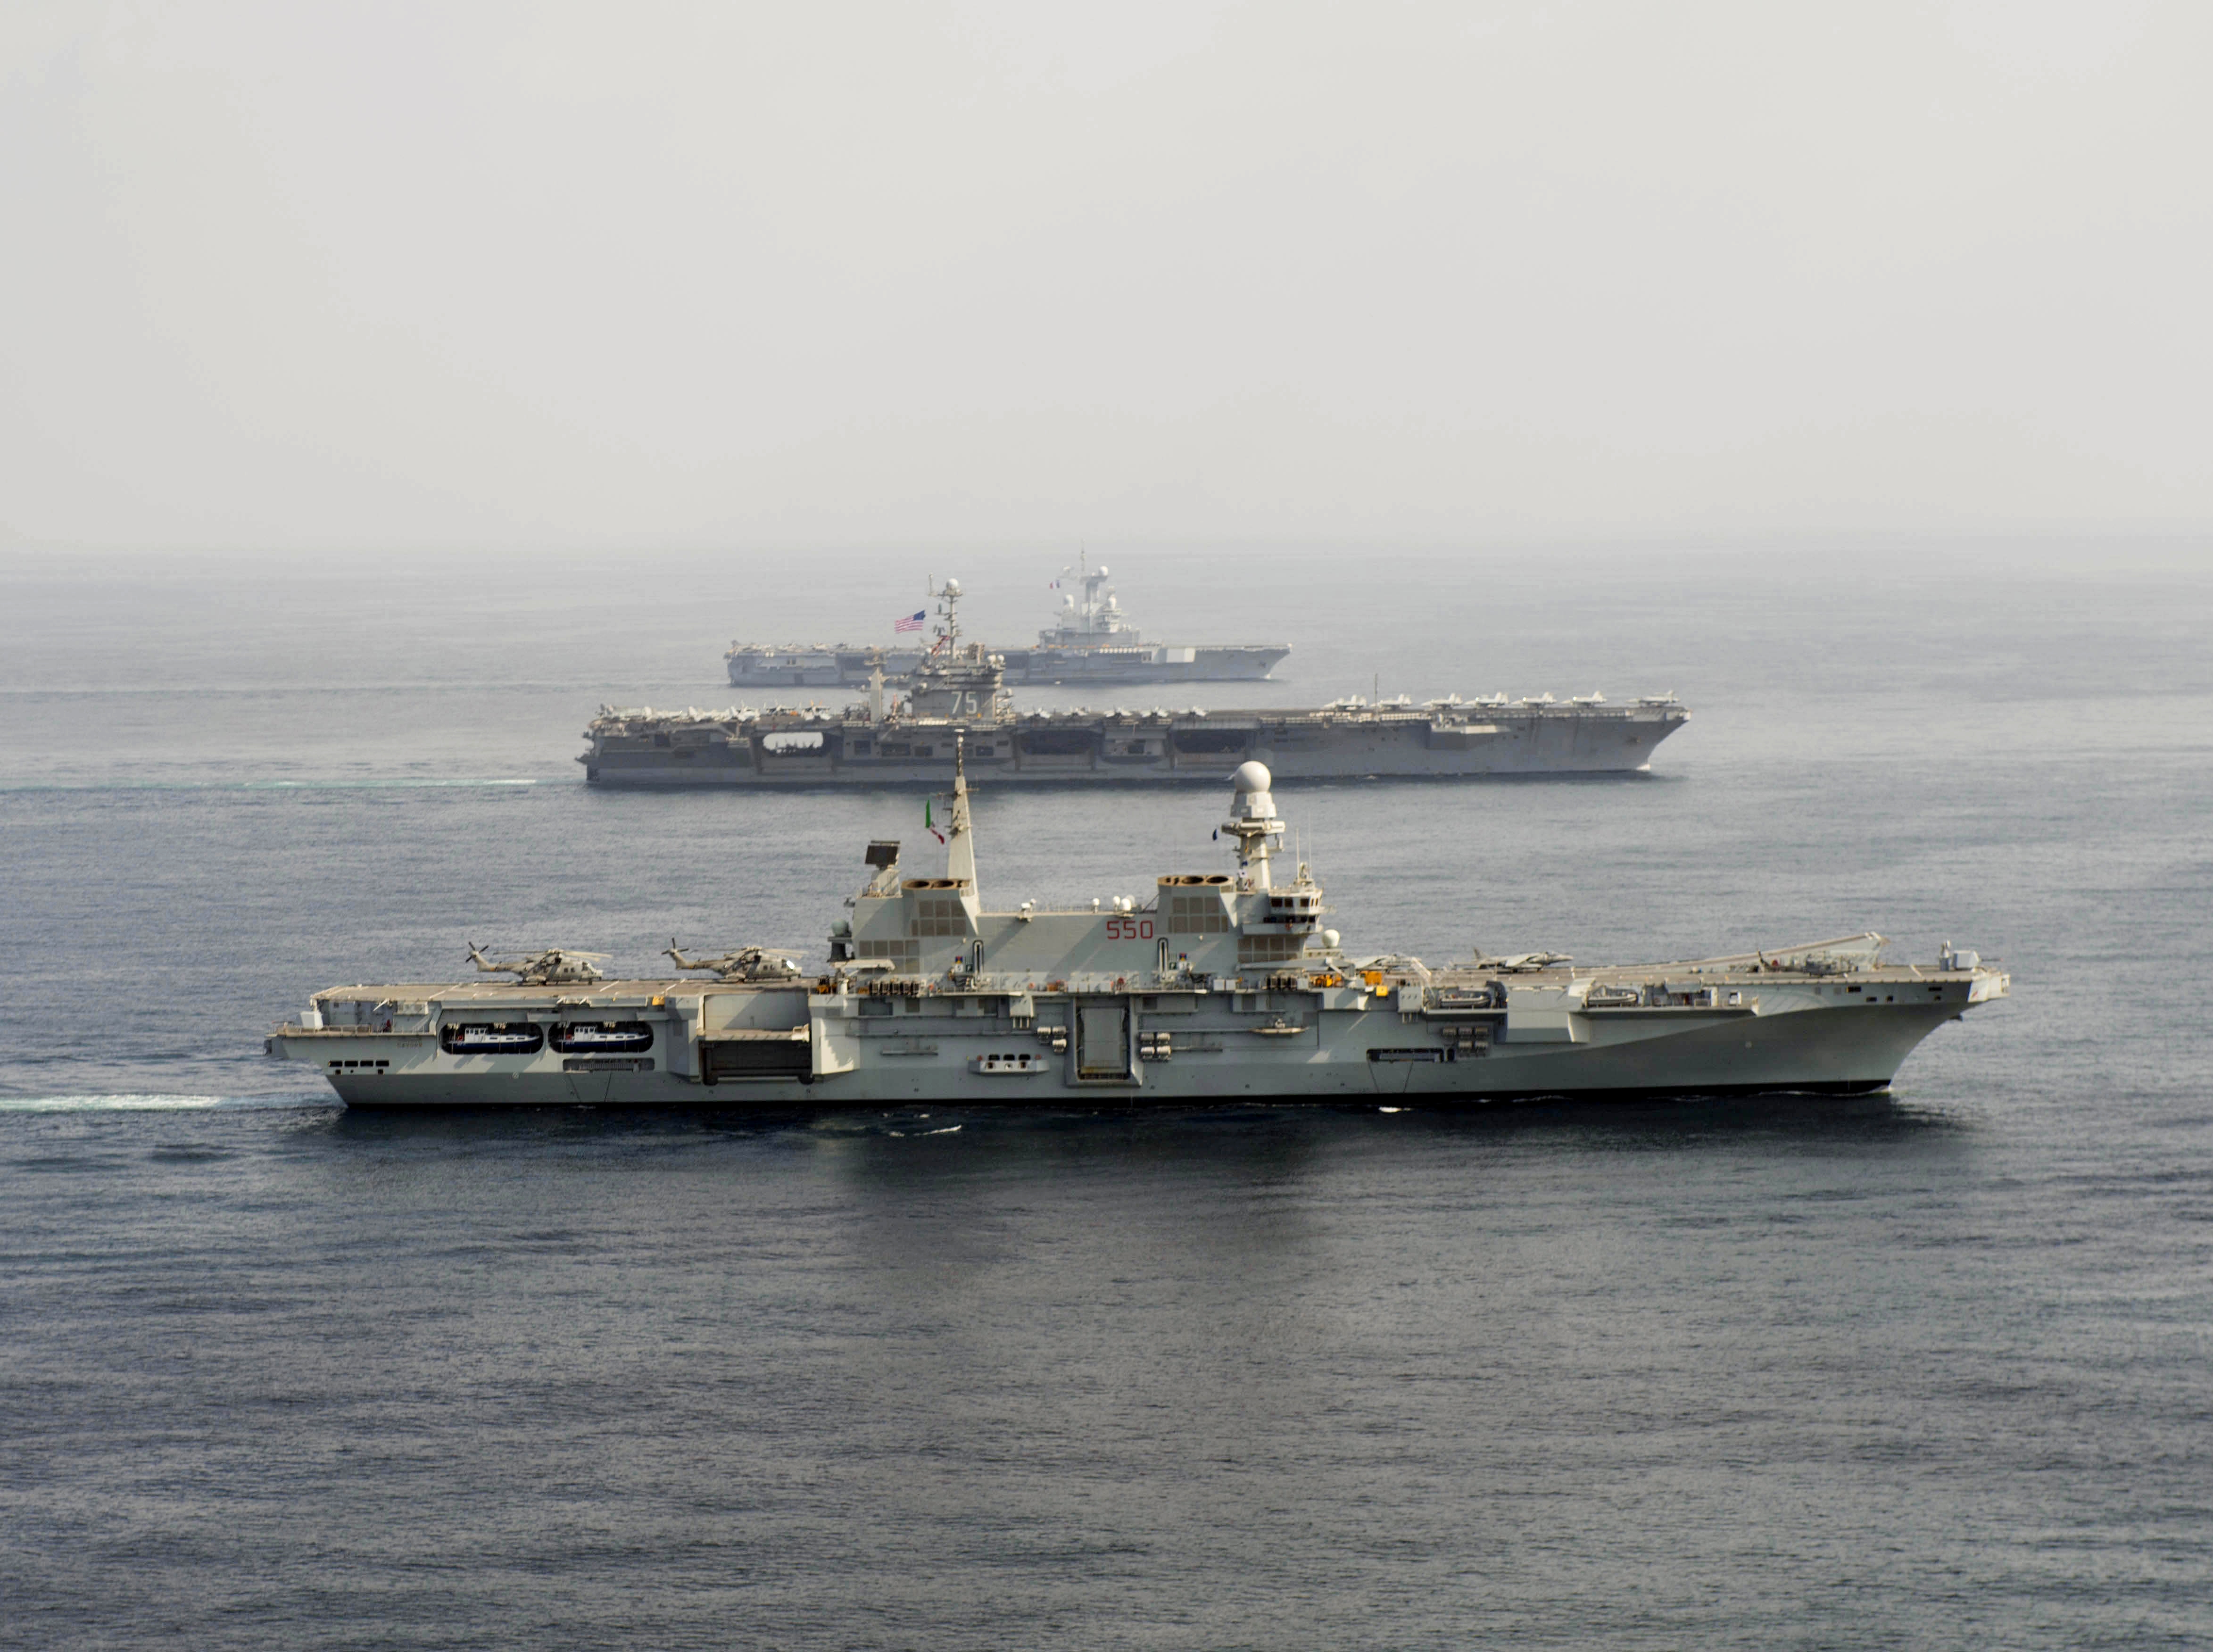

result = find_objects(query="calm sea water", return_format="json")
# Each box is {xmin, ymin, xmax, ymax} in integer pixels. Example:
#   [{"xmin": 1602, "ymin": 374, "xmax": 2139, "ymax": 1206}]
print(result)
[{"xmin": 2, "ymin": 543, "xmax": 2208, "ymax": 1647}]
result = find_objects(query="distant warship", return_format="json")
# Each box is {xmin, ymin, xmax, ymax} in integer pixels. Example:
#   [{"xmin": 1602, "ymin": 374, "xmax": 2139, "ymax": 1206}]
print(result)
[
  {"xmin": 270, "ymin": 744, "xmax": 2006, "ymax": 1108},
  {"xmin": 602, "ymin": 581, "xmax": 1687, "ymax": 786},
  {"xmin": 723, "ymin": 557, "xmax": 1289, "ymax": 689}
]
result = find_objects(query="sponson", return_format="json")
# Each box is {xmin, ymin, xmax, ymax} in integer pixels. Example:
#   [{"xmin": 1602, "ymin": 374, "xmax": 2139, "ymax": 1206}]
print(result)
[{"xmin": 266, "ymin": 746, "xmax": 2007, "ymax": 1108}]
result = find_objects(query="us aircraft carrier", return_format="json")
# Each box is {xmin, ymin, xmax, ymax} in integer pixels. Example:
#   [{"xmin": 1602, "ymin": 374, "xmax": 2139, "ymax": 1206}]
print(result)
[
  {"xmin": 597, "ymin": 581, "xmax": 1686, "ymax": 786},
  {"xmin": 268, "ymin": 746, "xmax": 2006, "ymax": 1108},
  {"xmin": 725, "ymin": 557, "xmax": 1288, "ymax": 689}
]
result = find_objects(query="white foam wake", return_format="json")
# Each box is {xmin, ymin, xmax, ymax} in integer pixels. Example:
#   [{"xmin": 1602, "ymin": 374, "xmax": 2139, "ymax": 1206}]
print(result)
[{"xmin": 0, "ymin": 1092, "xmax": 337, "ymax": 1113}]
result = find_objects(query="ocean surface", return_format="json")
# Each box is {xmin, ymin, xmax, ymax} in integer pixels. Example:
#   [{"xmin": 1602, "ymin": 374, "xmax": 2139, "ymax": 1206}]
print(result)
[{"xmin": 2, "ymin": 541, "xmax": 2208, "ymax": 1648}]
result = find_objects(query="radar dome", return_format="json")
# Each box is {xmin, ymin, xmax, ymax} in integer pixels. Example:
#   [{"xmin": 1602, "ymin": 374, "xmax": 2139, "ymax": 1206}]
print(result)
[
  {"xmin": 942, "ymin": 578, "xmax": 962, "ymax": 598},
  {"xmin": 1231, "ymin": 761, "xmax": 1273, "ymax": 794}
]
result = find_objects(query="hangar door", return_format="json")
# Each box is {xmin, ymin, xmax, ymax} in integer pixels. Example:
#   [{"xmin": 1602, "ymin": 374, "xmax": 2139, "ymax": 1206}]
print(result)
[{"xmin": 1077, "ymin": 1002, "xmax": 1132, "ymax": 1081}]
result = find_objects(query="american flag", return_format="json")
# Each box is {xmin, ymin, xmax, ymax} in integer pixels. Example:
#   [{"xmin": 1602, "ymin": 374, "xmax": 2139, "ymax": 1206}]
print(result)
[{"xmin": 893, "ymin": 610, "xmax": 925, "ymax": 633}]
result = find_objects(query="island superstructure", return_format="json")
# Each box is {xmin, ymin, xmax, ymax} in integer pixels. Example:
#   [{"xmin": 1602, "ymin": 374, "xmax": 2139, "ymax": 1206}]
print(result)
[
  {"xmin": 605, "ymin": 580, "xmax": 1686, "ymax": 785},
  {"xmin": 267, "ymin": 746, "xmax": 2006, "ymax": 1108},
  {"xmin": 724, "ymin": 558, "xmax": 1289, "ymax": 689}
]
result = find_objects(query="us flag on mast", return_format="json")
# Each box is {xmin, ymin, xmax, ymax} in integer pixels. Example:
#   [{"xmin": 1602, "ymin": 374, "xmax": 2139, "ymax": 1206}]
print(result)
[{"xmin": 893, "ymin": 610, "xmax": 926, "ymax": 632}]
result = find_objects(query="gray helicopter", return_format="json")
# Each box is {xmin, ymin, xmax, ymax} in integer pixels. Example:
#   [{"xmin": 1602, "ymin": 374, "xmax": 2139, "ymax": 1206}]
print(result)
[
  {"xmin": 465, "ymin": 944, "xmax": 609, "ymax": 986},
  {"xmin": 663, "ymin": 940, "xmax": 806, "ymax": 982}
]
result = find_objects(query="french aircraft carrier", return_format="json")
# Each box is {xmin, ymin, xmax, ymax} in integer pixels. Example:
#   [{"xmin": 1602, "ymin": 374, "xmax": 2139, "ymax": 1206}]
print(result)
[
  {"xmin": 601, "ymin": 580, "xmax": 1687, "ymax": 786},
  {"xmin": 268, "ymin": 746, "xmax": 2006, "ymax": 1108},
  {"xmin": 724, "ymin": 557, "xmax": 1289, "ymax": 689}
]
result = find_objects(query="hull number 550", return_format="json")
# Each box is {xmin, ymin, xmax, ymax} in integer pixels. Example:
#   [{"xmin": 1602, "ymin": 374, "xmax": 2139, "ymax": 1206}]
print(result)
[{"xmin": 1104, "ymin": 917, "xmax": 1155, "ymax": 941}]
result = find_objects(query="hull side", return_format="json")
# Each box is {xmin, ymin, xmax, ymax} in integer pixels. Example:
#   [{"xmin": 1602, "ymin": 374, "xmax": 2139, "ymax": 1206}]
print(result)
[
  {"xmin": 294, "ymin": 1000, "xmax": 1969, "ymax": 1110},
  {"xmin": 584, "ymin": 709, "xmax": 1688, "ymax": 786},
  {"xmin": 1001, "ymin": 646, "xmax": 1292, "ymax": 686}
]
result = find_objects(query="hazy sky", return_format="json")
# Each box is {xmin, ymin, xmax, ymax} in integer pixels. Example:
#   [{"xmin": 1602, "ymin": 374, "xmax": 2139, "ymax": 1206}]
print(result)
[{"xmin": 3, "ymin": 0, "xmax": 2207, "ymax": 548}]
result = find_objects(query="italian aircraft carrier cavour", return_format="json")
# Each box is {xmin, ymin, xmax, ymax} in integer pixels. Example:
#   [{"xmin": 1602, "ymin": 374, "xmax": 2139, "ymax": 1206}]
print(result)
[
  {"xmin": 725, "ymin": 557, "xmax": 1288, "ymax": 689},
  {"xmin": 600, "ymin": 581, "xmax": 1687, "ymax": 786},
  {"xmin": 267, "ymin": 746, "xmax": 2006, "ymax": 1108}
]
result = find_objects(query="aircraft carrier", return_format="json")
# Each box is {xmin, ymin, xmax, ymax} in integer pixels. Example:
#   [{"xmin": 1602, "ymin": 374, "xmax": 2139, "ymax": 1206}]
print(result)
[
  {"xmin": 268, "ymin": 747, "xmax": 2006, "ymax": 1109},
  {"xmin": 604, "ymin": 581, "xmax": 1687, "ymax": 786},
  {"xmin": 724, "ymin": 558, "xmax": 1289, "ymax": 689}
]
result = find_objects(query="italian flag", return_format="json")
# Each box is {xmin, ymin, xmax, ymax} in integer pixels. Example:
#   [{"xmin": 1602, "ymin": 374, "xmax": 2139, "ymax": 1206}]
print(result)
[{"xmin": 926, "ymin": 798, "xmax": 945, "ymax": 844}]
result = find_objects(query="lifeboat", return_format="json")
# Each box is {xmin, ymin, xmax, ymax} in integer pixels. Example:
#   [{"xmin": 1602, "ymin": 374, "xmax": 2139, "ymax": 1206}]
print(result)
[
  {"xmin": 439, "ymin": 1022, "xmax": 546, "ymax": 1055},
  {"xmin": 550, "ymin": 1021, "xmax": 655, "ymax": 1054}
]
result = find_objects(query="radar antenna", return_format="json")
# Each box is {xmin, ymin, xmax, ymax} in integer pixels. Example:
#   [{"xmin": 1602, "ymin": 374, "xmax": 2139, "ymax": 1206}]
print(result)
[{"xmin": 928, "ymin": 575, "xmax": 963, "ymax": 657}]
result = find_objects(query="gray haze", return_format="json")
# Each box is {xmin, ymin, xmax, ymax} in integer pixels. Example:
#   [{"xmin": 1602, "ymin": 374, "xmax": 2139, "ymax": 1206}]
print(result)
[{"xmin": 3, "ymin": 0, "xmax": 2207, "ymax": 549}]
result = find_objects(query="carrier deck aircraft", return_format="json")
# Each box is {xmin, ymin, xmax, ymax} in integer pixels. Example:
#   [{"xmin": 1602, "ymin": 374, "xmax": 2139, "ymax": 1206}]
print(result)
[{"xmin": 268, "ymin": 748, "xmax": 2005, "ymax": 1108}]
